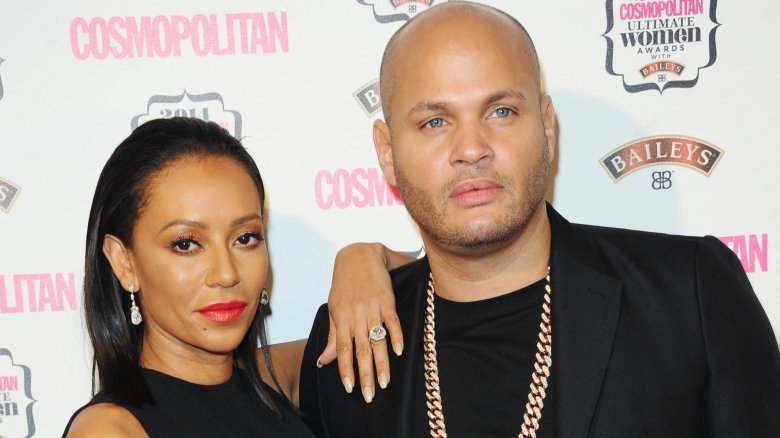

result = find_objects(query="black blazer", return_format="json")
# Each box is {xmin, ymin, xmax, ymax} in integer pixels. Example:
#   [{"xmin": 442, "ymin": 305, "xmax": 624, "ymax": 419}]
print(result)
[{"xmin": 300, "ymin": 206, "xmax": 780, "ymax": 437}]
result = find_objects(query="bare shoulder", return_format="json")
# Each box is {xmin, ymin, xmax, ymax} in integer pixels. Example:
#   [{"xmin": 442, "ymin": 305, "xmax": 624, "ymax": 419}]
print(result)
[{"xmin": 66, "ymin": 403, "xmax": 146, "ymax": 437}]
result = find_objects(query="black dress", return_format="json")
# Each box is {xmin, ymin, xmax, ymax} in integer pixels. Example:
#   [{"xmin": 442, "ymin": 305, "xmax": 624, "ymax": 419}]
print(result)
[{"xmin": 63, "ymin": 368, "xmax": 315, "ymax": 437}]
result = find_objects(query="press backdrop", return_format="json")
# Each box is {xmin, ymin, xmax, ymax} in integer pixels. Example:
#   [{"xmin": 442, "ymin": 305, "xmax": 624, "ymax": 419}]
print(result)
[{"xmin": 0, "ymin": 1, "xmax": 777, "ymax": 436}]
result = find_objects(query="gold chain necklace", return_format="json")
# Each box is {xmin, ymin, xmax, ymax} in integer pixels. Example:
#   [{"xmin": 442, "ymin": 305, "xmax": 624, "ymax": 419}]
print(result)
[{"xmin": 423, "ymin": 267, "xmax": 552, "ymax": 438}]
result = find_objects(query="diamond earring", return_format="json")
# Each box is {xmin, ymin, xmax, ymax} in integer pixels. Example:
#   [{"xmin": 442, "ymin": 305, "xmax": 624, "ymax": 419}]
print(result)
[
  {"xmin": 260, "ymin": 289, "xmax": 269, "ymax": 306},
  {"xmin": 128, "ymin": 283, "xmax": 142, "ymax": 326}
]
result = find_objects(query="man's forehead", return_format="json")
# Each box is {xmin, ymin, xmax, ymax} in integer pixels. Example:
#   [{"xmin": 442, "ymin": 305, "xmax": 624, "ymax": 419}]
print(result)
[
  {"xmin": 380, "ymin": 2, "xmax": 541, "ymax": 120},
  {"xmin": 407, "ymin": 89, "xmax": 530, "ymax": 113}
]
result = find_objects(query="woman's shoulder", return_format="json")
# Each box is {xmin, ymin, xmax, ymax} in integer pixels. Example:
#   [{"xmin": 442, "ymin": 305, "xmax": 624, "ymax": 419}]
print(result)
[{"xmin": 65, "ymin": 402, "xmax": 146, "ymax": 437}]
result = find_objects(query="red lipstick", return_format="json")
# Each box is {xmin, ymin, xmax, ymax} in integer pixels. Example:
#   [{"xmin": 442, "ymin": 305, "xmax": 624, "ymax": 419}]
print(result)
[
  {"xmin": 449, "ymin": 179, "xmax": 503, "ymax": 207},
  {"xmin": 196, "ymin": 301, "xmax": 248, "ymax": 323}
]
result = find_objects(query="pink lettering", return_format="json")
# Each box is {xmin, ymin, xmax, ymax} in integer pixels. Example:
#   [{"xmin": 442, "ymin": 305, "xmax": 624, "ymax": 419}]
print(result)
[
  {"xmin": 315, "ymin": 170, "xmax": 333, "ymax": 209},
  {"xmin": 315, "ymin": 168, "xmax": 403, "ymax": 210},
  {"xmin": 267, "ymin": 12, "xmax": 288, "ymax": 53},
  {"xmin": 56, "ymin": 273, "xmax": 78, "ymax": 311},
  {"xmin": 69, "ymin": 12, "xmax": 289, "ymax": 60},
  {"xmin": 152, "ymin": 15, "xmax": 173, "ymax": 57},
  {"xmin": 38, "ymin": 274, "xmax": 58, "ymax": 311},
  {"xmin": 108, "ymin": 17, "xmax": 129, "ymax": 58},
  {"xmin": 0, "ymin": 273, "xmax": 79, "ymax": 313},
  {"xmin": 718, "ymin": 234, "xmax": 769, "ymax": 273},
  {"xmin": 0, "ymin": 275, "xmax": 24, "ymax": 313},
  {"xmin": 749, "ymin": 234, "xmax": 768, "ymax": 273},
  {"xmin": 0, "ymin": 376, "xmax": 18, "ymax": 392},
  {"xmin": 70, "ymin": 18, "xmax": 90, "ymax": 60},
  {"xmin": 171, "ymin": 15, "xmax": 190, "ymax": 56}
]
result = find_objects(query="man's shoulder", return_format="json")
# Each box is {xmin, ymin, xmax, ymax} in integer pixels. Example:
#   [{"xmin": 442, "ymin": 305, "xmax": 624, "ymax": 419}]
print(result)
[
  {"xmin": 573, "ymin": 221, "xmax": 708, "ymax": 255},
  {"xmin": 565, "ymin": 220, "xmax": 736, "ymax": 277},
  {"xmin": 388, "ymin": 256, "xmax": 430, "ymax": 301}
]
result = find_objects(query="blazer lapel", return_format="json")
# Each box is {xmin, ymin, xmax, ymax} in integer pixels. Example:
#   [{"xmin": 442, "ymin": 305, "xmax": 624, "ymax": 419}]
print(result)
[
  {"xmin": 366, "ymin": 258, "xmax": 429, "ymax": 438},
  {"xmin": 548, "ymin": 206, "xmax": 623, "ymax": 437}
]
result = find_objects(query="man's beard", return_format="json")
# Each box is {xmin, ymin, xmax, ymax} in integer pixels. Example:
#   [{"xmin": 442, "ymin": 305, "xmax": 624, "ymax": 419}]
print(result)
[{"xmin": 394, "ymin": 141, "xmax": 549, "ymax": 254}]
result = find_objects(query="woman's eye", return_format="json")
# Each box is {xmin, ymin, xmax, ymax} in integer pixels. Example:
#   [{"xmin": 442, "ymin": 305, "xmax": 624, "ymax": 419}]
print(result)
[
  {"xmin": 492, "ymin": 107, "xmax": 513, "ymax": 118},
  {"xmin": 236, "ymin": 233, "xmax": 263, "ymax": 247},
  {"xmin": 172, "ymin": 238, "xmax": 199, "ymax": 253},
  {"xmin": 425, "ymin": 118, "xmax": 446, "ymax": 129}
]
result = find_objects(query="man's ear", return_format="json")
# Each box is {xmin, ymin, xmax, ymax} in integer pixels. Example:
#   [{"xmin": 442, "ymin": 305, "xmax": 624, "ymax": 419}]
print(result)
[
  {"xmin": 102, "ymin": 234, "xmax": 137, "ymax": 291},
  {"xmin": 540, "ymin": 95, "xmax": 557, "ymax": 163},
  {"xmin": 373, "ymin": 119, "xmax": 397, "ymax": 186}
]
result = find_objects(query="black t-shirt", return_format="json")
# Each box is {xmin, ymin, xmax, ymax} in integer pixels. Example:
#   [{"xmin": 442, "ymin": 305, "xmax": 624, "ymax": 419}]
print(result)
[{"xmin": 414, "ymin": 277, "xmax": 554, "ymax": 438}]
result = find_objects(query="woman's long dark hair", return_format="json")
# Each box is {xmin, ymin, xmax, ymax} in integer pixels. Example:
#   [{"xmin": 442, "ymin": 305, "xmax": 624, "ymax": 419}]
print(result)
[{"xmin": 84, "ymin": 117, "xmax": 286, "ymax": 413}]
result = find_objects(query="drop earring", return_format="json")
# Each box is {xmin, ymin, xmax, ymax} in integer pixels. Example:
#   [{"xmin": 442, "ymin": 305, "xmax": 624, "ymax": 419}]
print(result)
[
  {"xmin": 128, "ymin": 283, "xmax": 142, "ymax": 325},
  {"xmin": 260, "ymin": 289, "xmax": 269, "ymax": 306}
]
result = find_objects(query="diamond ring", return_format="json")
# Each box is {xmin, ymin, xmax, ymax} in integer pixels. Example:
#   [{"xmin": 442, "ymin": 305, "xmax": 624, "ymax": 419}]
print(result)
[{"xmin": 368, "ymin": 325, "xmax": 387, "ymax": 343}]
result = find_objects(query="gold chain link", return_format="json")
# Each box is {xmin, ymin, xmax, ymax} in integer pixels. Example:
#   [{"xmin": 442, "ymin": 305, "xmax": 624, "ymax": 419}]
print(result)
[{"xmin": 423, "ymin": 267, "xmax": 552, "ymax": 438}]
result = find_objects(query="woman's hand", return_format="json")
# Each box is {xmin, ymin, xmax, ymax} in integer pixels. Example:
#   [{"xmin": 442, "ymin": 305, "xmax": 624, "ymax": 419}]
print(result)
[{"xmin": 317, "ymin": 243, "xmax": 414, "ymax": 403}]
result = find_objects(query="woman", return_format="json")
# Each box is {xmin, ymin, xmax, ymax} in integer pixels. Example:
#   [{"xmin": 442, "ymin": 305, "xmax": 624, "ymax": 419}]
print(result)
[{"xmin": 63, "ymin": 118, "xmax": 412, "ymax": 436}]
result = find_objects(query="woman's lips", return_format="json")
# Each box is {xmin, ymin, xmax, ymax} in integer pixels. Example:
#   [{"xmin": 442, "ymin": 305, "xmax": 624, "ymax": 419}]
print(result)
[
  {"xmin": 449, "ymin": 179, "xmax": 503, "ymax": 207},
  {"xmin": 196, "ymin": 301, "xmax": 248, "ymax": 323}
]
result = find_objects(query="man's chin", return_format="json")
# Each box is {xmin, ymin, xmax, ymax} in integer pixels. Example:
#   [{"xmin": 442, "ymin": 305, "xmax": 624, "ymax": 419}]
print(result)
[{"xmin": 434, "ymin": 222, "xmax": 523, "ymax": 253}]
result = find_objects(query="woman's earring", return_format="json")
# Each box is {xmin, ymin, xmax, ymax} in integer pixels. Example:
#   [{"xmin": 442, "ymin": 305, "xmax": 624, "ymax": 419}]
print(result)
[
  {"xmin": 260, "ymin": 289, "xmax": 269, "ymax": 306},
  {"xmin": 128, "ymin": 283, "xmax": 142, "ymax": 326}
]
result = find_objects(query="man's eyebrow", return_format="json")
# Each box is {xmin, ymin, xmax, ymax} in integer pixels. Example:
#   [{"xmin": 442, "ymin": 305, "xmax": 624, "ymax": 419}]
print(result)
[
  {"xmin": 408, "ymin": 101, "xmax": 450, "ymax": 116},
  {"xmin": 485, "ymin": 89, "xmax": 528, "ymax": 105},
  {"xmin": 407, "ymin": 90, "xmax": 528, "ymax": 118}
]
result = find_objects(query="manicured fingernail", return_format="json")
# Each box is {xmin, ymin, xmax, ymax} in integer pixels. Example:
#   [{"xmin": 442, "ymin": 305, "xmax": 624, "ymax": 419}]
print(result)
[
  {"xmin": 316, "ymin": 355, "xmax": 323, "ymax": 368},
  {"xmin": 343, "ymin": 377, "xmax": 353, "ymax": 393},
  {"xmin": 393, "ymin": 343, "xmax": 403, "ymax": 356},
  {"xmin": 378, "ymin": 373, "xmax": 388, "ymax": 389},
  {"xmin": 362, "ymin": 386, "xmax": 374, "ymax": 403}
]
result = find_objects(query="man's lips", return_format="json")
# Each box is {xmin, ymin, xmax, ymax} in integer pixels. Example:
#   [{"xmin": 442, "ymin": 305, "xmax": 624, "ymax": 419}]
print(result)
[
  {"xmin": 449, "ymin": 179, "xmax": 503, "ymax": 206},
  {"xmin": 196, "ymin": 301, "xmax": 248, "ymax": 323}
]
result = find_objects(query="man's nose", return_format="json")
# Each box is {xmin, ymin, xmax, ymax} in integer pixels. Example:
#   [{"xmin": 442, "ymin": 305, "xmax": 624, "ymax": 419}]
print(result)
[{"xmin": 449, "ymin": 120, "xmax": 494, "ymax": 167}]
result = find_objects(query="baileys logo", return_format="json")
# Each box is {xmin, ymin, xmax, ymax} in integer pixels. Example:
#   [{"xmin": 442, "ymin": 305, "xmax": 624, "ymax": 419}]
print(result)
[
  {"xmin": 603, "ymin": 0, "xmax": 720, "ymax": 93},
  {"xmin": 354, "ymin": 79, "xmax": 382, "ymax": 117},
  {"xmin": 601, "ymin": 135, "xmax": 723, "ymax": 182},
  {"xmin": 0, "ymin": 177, "xmax": 21, "ymax": 214},
  {"xmin": 358, "ymin": 0, "xmax": 441, "ymax": 23}
]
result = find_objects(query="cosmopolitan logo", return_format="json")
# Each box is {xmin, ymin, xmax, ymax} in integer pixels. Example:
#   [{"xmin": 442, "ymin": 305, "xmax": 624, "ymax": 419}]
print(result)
[
  {"xmin": 132, "ymin": 91, "xmax": 242, "ymax": 138},
  {"xmin": 70, "ymin": 12, "xmax": 288, "ymax": 60},
  {"xmin": 0, "ymin": 273, "xmax": 77, "ymax": 313},
  {"xmin": 0, "ymin": 177, "xmax": 21, "ymax": 214},
  {"xmin": 603, "ymin": 0, "xmax": 719, "ymax": 93},
  {"xmin": 0, "ymin": 350, "xmax": 35, "ymax": 435},
  {"xmin": 354, "ymin": 79, "xmax": 382, "ymax": 117},
  {"xmin": 601, "ymin": 136, "xmax": 723, "ymax": 182},
  {"xmin": 718, "ymin": 234, "xmax": 768, "ymax": 273},
  {"xmin": 358, "ymin": 0, "xmax": 440, "ymax": 23},
  {"xmin": 315, "ymin": 168, "xmax": 403, "ymax": 210}
]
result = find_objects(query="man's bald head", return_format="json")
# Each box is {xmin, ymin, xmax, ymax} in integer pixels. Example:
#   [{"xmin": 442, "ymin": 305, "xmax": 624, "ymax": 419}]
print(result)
[{"xmin": 379, "ymin": 1, "xmax": 541, "ymax": 124}]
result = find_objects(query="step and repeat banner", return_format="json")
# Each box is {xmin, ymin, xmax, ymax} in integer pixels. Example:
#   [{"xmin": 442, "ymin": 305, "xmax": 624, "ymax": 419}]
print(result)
[{"xmin": 0, "ymin": 0, "xmax": 777, "ymax": 435}]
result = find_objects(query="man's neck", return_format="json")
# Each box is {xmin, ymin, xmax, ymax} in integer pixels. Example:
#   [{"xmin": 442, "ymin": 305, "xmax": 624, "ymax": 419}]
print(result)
[{"xmin": 424, "ymin": 204, "xmax": 551, "ymax": 302}]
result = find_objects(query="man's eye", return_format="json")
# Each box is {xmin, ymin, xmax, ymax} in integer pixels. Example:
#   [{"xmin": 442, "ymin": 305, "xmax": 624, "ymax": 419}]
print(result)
[
  {"xmin": 492, "ymin": 107, "xmax": 513, "ymax": 118},
  {"xmin": 425, "ymin": 118, "xmax": 445, "ymax": 128}
]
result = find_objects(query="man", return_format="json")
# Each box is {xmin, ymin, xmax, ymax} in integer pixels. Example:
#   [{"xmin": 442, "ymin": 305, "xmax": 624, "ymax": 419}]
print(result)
[{"xmin": 300, "ymin": 2, "xmax": 780, "ymax": 437}]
